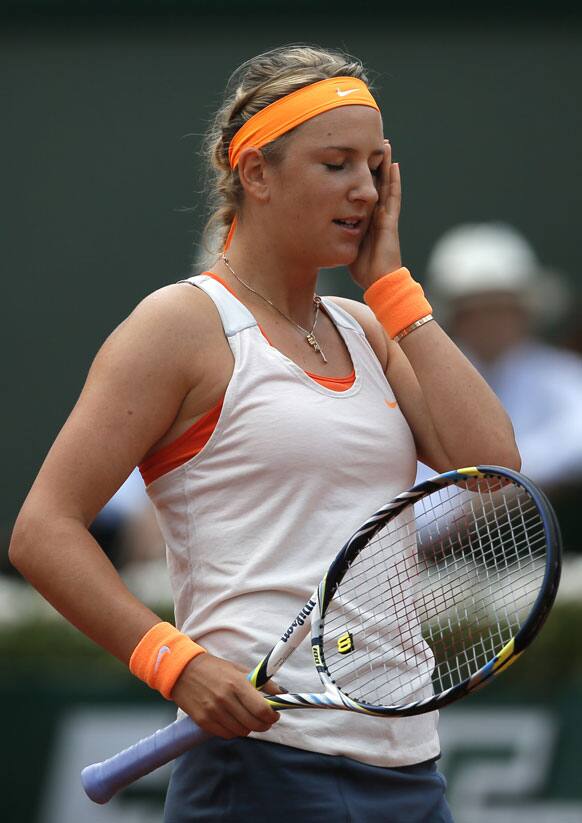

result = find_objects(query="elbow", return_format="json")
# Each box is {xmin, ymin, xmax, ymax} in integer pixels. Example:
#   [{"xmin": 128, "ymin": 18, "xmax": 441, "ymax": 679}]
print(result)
[
  {"xmin": 8, "ymin": 506, "xmax": 54, "ymax": 579},
  {"xmin": 451, "ymin": 436, "xmax": 522, "ymax": 475},
  {"xmin": 476, "ymin": 418, "xmax": 522, "ymax": 473},
  {"xmin": 508, "ymin": 446, "xmax": 522, "ymax": 473},
  {"xmin": 458, "ymin": 450, "xmax": 521, "ymax": 474},
  {"xmin": 9, "ymin": 503, "xmax": 89, "ymax": 582},
  {"xmin": 477, "ymin": 437, "xmax": 522, "ymax": 474},
  {"xmin": 8, "ymin": 512, "xmax": 36, "ymax": 576},
  {"xmin": 496, "ymin": 446, "xmax": 522, "ymax": 473},
  {"xmin": 496, "ymin": 423, "xmax": 522, "ymax": 473}
]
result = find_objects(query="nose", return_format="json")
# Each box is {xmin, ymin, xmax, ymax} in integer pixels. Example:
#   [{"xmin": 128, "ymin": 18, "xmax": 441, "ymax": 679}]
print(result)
[{"xmin": 348, "ymin": 166, "xmax": 379, "ymax": 207}]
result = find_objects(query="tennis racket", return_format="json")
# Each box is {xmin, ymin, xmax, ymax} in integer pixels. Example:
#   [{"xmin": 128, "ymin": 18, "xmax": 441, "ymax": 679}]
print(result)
[{"xmin": 82, "ymin": 465, "xmax": 561, "ymax": 804}]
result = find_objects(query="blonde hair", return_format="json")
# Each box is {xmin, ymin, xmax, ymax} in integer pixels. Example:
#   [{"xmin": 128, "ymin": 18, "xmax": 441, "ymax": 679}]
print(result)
[{"xmin": 197, "ymin": 44, "xmax": 371, "ymax": 265}]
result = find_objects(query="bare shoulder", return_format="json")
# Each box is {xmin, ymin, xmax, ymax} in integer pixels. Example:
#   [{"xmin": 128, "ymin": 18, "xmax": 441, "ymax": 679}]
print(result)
[
  {"xmin": 119, "ymin": 281, "xmax": 221, "ymax": 345},
  {"xmin": 326, "ymin": 295, "xmax": 390, "ymax": 371},
  {"xmin": 99, "ymin": 281, "xmax": 224, "ymax": 372},
  {"xmin": 23, "ymin": 281, "xmax": 228, "ymax": 520},
  {"xmin": 81, "ymin": 279, "xmax": 228, "ymax": 444}
]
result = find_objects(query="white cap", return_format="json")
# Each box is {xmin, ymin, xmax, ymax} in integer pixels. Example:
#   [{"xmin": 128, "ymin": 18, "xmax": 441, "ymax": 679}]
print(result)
[{"xmin": 426, "ymin": 222, "xmax": 540, "ymax": 300}]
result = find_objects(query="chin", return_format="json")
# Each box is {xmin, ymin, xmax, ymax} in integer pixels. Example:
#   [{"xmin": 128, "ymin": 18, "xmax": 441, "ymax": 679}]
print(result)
[{"xmin": 318, "ymin": 246, "xmax": 359, "ymax": 269}]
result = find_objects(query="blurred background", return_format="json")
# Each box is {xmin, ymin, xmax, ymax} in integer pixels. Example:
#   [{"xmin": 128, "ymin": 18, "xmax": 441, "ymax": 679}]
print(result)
[{"xmin": 2, "ymin": 1, "xmax": 582, "ymax": 820}]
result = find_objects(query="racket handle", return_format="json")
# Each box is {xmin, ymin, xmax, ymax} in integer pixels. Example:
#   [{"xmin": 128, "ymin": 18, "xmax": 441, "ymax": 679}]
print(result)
[{"xmin": 81, "ymin": 716, "xmax": 209, "ymax": 804}]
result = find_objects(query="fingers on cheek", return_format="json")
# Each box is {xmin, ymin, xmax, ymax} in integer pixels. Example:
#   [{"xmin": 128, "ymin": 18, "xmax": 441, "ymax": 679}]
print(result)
[{"xmin": 392, "ymin": 163, "xmax": 402, "ymax": 192}]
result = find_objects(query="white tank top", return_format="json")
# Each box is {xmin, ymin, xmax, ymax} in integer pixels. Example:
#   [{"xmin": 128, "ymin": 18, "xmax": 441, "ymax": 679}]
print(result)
[{"xmin": 146, "ymin": 274, "xmax": 440, "ymax": 767}]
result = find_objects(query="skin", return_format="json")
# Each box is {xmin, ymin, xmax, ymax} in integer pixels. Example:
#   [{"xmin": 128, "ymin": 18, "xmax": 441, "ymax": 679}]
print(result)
[{"xmin": 9, "ymin": 100, "xmax": 521, "ymax": 741}]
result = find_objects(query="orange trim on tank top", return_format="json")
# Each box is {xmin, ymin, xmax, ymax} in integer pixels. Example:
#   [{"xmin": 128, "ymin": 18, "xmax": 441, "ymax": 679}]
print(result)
[
  {"xmin": 139, "ymin": 400, "xmax": 224, "ymax": 486},
  {"xmin": 305, "ymin": 370, "xmax": 355, "ymax": 391},
  {"xmin": 139, "ymin": 273, "xmax": 355, "ymax": 485}
]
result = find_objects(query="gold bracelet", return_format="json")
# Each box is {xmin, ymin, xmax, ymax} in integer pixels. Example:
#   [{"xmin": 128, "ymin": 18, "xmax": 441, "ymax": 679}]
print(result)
[
  {"xmin": 392, "ymin": 314, "xmax": 434, "ymax": 344},
  {"xmin": 363, "ymin": 268, "xmax": 432, "ymax": 340}
]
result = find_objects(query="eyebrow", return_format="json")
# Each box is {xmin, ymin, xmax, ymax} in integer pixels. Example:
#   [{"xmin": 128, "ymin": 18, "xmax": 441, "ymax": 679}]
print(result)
[{"xmin": 322, "ymin": 145, "xmax": 385, "ymax": 157}]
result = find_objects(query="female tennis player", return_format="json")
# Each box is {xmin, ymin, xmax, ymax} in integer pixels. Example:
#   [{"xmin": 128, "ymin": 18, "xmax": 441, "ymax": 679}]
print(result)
[{"xmin": 10, "ymin": 45, "xmax": 520, "ymax": 821}]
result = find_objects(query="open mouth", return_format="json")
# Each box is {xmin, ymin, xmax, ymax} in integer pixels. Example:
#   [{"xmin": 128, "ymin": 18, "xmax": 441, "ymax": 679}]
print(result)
[{"xmin": 333, "ymin": 218, "xmax": 362, "ymax": 231}]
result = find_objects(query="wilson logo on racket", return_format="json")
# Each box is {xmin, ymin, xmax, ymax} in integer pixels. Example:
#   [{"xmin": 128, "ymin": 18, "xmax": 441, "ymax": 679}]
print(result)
[
  {"xmin": 280, "ymin": 599, "xmax": 316, "ymax": 643},
  {"xmin": 312, "ymin": 645, "xmax": 323, "ymax": 666},
  {"xmin": 337, "ymin": 631, "xmax": 354, "ymax": 654}
]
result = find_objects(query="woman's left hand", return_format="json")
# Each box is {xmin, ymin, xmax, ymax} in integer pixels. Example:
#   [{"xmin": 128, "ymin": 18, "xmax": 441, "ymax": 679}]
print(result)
[{"xmin": 349, "ymin": 140, "xmax": 402, "ymax": 291}]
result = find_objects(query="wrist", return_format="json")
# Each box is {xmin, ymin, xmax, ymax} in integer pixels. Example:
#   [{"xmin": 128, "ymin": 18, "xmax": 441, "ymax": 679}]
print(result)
[
  {"xmin": 129, "ymin": 621, "xmax": 207, "ymax": 700},
  {"xmin": 363, "ymin": 267, "xmax": 433, "ymax": 341}
]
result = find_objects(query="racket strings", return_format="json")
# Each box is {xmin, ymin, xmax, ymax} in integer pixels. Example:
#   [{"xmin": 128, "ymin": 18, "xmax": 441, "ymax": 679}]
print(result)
[
  {"xmin": 356, "ymin": 499, "xmax": 542, "ymax": 699},
  {"xmin": 321, "ymin": 478, "xmax": 547, "ymax": 708},
  {"xmin": 344, "ymin": 506, "xmax": 544, "ymax": 704},
  {"xmin": 330, "ymin": 507, "xmax": 543, "ymax": 653},
  {"xmin": 341, "ymin": 494, "xmax": 544, "ymax": 591},
  {"xmin": 340, "ymin": 525, "xmax": 544, "ymax": 627}
]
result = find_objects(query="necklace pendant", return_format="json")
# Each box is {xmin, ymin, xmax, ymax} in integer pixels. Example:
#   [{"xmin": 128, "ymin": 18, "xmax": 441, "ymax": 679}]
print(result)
[{"xmin": 306, "ymin": 333, "xmax": 328, "ymax": 363}]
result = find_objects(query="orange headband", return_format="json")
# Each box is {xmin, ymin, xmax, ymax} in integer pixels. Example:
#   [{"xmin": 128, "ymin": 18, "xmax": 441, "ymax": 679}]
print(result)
[
  {"xmin": 228, "ymin": 76, "xmax": 379, "ymax": 169},
  {"xmin": 224, "ymin": 77, "xmax": 380, "ymax": 248}
]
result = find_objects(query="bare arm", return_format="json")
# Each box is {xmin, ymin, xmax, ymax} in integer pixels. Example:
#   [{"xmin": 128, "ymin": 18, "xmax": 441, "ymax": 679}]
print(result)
[
  {"xmin": 392, "ymin": 320, "xmax": 520, "ymax": 471},
  {"xmin": 330, "ymin": 297, "xmax": 520, "ymax": 473},
  {"xmin": 343, "ymin": 140, "xmax": 520, "ymax": 473},
  {"xmin": 9, "ymin": 284, "xmax": 278, "ymax": 738},
  {"xmin": 10, "ymin": 288, "xmax": 194, "ymax": 659}
]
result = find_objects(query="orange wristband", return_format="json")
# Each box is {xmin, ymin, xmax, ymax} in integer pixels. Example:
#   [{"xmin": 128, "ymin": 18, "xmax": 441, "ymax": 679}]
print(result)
[
  {"xmin": 129, "ymin": 622, "xmax": 206, "ymax": 700},
  {"xmin": 363, "ymin": 267, "xmax": 433, "ymax": 340}
]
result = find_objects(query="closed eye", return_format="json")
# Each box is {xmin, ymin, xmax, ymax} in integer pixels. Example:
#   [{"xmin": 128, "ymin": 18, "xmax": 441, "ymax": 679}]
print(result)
[{"xmin": 324, "ymin": 163, "xmax": 345, "ymax": 171}]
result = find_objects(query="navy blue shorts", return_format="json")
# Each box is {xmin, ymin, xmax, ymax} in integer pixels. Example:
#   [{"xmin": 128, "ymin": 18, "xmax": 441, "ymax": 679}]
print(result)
[{"xmin": 164, "ymin": 736, "xmax": 453, "ymax": 822}]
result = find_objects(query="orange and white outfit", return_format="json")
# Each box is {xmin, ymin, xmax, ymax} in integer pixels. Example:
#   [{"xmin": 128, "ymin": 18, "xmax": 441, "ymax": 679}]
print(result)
[{"xmin": 141, "ymin": 273, "xmax": 440, "ymax": 768}]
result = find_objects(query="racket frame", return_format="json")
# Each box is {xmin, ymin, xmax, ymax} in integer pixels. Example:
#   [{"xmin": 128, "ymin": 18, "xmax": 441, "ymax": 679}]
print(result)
[
  {"xmin": 256, "ymin": 465, "xmax": 561, "ymax": 717},
  {"xmin": 81, "ymin": 464, "xmax": 561, "ymax": 803}
]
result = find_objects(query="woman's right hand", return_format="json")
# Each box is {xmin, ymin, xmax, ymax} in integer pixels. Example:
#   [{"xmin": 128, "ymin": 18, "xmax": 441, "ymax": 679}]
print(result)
[{"xmin": 171, "ymin": 653, "xmax": 282, "ymax": 739}]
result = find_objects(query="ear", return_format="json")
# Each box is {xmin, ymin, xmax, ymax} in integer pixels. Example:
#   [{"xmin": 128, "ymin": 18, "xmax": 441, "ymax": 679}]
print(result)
[{"xmin": 237, "ymin": 148, "xmax": 271, "ymax": 204}]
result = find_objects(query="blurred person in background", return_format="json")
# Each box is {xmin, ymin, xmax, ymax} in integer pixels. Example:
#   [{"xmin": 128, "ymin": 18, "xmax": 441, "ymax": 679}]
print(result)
[{"xmin": 420, "ymin": 222, "xmax": 582, "ymax": 494}]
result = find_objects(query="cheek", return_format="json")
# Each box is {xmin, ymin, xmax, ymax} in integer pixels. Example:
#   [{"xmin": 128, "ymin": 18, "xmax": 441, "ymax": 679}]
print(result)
[
  {"xmin": 280, "ymin": 185, "xmax": 332, "ymax": 227},
  {"xmin": 281, "ymin": 164, "xmax": 341, "ymax": 205}
]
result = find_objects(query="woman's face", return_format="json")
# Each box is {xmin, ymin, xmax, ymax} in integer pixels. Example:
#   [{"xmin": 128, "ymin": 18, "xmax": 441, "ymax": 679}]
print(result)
[{"xmin": 263, "ymin": 105, "xmax": 385, "ymax": 268}]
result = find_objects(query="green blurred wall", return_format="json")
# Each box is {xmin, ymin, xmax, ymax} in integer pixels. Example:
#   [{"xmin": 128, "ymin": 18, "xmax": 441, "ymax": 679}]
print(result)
[{"xmin": 3, "ymin": 8, "xmax": 582, "ymax": 528}]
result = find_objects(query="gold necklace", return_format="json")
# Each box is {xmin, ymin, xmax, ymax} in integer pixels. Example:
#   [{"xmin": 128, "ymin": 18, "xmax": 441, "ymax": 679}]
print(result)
[{"xmin": 221, "ymin": 254, "xmax": 328, "ymax": 363}]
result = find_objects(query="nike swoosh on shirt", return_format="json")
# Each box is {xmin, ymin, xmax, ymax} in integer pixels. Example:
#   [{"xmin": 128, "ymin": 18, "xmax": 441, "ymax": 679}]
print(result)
[
  {"xmin": 336, "ymin": 88, "xmax": 359, "ymax": 97},
  {"xmin": 154, "ymin": 645, "xmax": 171, "ymax": 673},
  {"xmin": 385, "ymin": 399, "xmax": 398, "ymax": 409}
]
